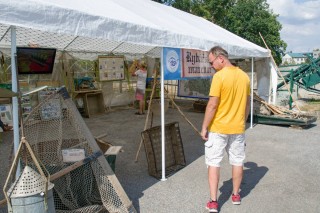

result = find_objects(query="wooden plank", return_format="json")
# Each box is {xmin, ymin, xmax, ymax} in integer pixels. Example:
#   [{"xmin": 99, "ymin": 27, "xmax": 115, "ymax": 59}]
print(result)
[
  {"xmin": 95, "ymin": 133, "xmax": 108, "ymax": 139},
  {"xmin": 105, "ymin": 146, "xmax": 122, "ymax": 155},
  {"xmin": 51, "ymin": 151, "xmax": 102, "ymax": 180}
]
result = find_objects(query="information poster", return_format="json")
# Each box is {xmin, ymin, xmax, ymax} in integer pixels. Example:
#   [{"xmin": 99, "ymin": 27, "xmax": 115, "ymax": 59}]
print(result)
[
  {"xmin": 163, "ymin": 47, "xmax": 181, "ymax": 80},
  {"xmin": 38, "ymin": 87, "xmax": 62, "ymax": 120},
  {"xmin": 0, "ymin": 104, "xmax": 13, "ymax": 125},
  {"xmin": 181, "ymin": 49, "xmax": 215, "ymax": 78},
  {"xmin": 162, "ymin": 48, "xmax": 215, "ymax": 80},
  {"xmin": 40, "ymin": 99, "xmax": 61, "ymax": 120},
  {"xmin": 178, "ymin": 79, "xmax": 212, "ymax": 99},
  {"xmin": 98, "ymin": 56, "xmax": 125, "ymax": 81}
]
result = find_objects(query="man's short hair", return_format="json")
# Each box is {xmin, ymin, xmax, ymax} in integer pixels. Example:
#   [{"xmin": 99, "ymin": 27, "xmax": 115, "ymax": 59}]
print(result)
[{"xmin": 209, "ymin": 46, "xmax": 229, "ymax": 59}]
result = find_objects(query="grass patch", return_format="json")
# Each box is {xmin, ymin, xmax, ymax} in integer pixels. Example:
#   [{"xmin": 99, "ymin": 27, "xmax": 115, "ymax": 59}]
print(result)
[
  {"xmin": 299, "ymin": 103, "xmax": 320, "ymax": 111},
  {"xmin": 308, "ymin": 99, "xmax": 320, "ymax": 104}
]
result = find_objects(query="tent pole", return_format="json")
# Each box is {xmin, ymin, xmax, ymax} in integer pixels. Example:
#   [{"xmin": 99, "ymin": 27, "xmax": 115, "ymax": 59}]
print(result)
[
  {"xmin": 160, "ymin": 48, "xmax": 166, "ymax": 181},
  {"xmin": 63, "ymin": 36, "xmax": 79, "ymax": 50},
  {"xmin": 250, "ymin": 57, "xmax": 254, "ymax": 128},
  {"xmin": 0, "ymin": 26, "xmax": 10, "ymax": 43},
  {"xmin": 11, "ymin": 26, "xmax": 20, "ymax": 178},
  {"xmin": 270, "ymin": 61, "xmax": 277, "ymax": 105}
]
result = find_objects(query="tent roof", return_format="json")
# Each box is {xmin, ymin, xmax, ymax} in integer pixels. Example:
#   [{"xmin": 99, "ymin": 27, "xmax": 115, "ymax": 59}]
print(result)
[{"xmin": 0, "ymin": 0, "xmax": 269, "ymax": 59}]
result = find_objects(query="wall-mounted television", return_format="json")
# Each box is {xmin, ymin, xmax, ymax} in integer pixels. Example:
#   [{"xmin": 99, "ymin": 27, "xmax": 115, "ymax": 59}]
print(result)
[{"xmin": 17, "ymin": 47, "xmax": 56, "ymax": 74}]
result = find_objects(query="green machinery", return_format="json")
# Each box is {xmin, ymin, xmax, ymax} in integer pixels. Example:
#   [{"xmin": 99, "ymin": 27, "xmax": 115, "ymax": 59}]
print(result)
[
  {"xmin": 277, "ymin": 57, "xmax": 320, "ymax": 108},
  {"xmin": 252, "ymin": 57, "xmax": 319, "ymax": 127},
  {"xmin": 277, "ymin": 56, "xmax": 320, "ymax": 93}
]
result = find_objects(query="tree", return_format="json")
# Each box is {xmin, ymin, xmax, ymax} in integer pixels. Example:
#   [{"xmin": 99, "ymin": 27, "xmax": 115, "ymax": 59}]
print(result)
[
  {"xmin": 195, "ymin": 0, "xmax": 236, "ymax": 25},
  {"xmin": 171, "ymin": 0, "xmax": 192, "ymax": 12},
  {"xmin": 152, "ymin": 0, "xmax": 287, "ymax": 65},
  {"xmin": 224, "ymin": 0, "xmax": 286, "ymax": 64},
  {"xmin": 152, "ymin": 0, "xmax": 165, "ymax": 3}
]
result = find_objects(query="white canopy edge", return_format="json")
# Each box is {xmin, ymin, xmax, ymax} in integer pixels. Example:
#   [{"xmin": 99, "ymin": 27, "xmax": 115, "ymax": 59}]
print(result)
[{"xmin": 0, "ymin": 0, "xmax": 269, "ymax": 59}]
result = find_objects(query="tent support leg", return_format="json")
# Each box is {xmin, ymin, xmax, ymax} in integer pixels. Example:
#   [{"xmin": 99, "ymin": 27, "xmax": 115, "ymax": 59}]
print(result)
[
  {"xmin": 11, "ymin": 26, "xmax": 21, "ymax": 179},
  {"xmin": 160, "ymin": 48, "xmax": 166, "ymax": 181},
  {"xmin": 250, "ymin": 57, "xmax": 254, "ymax": 129}
]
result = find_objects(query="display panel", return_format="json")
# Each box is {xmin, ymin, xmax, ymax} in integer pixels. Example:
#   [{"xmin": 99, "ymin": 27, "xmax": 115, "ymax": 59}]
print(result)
[
  {"xmin": 17, "ymin": 47, "xmax": 56, "ymax": 74},
  {"xmin": 98, "ymin": 56, "xmax": 125, "ymax": 81},
  {"xmin": 178, "ymin": 79, "xmax": 211, "ymax": 99}
]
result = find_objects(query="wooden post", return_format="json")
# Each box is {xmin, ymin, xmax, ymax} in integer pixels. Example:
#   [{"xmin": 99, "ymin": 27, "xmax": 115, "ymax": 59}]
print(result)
[{"xmin": 259, "ymin": 32, "xmax": 301, "ymax": 112}]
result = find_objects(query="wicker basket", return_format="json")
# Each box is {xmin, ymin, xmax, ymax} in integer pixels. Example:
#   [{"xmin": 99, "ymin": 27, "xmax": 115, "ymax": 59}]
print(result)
[{"xmin": 141, "ymin": 122, "xmax": 186, "ymax": 179}]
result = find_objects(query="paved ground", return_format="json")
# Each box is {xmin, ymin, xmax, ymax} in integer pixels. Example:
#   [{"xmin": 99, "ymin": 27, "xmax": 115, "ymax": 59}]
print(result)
[{"xmin": 1, "ymin": 100, "xmax": 320, "ymax": 212}]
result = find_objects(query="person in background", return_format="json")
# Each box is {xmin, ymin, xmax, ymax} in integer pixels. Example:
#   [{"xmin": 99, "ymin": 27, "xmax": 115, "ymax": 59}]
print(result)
[
  {"xmin": 0, "ymin": 118, "xmax": 12, "ymax": 131},
  {"xmin": 201, "ymin": 46, "xmax": 251, "ymax": 212},
  {"xmin": 132, "ymin": 61, "xmax": 147, "ymax": 115}
]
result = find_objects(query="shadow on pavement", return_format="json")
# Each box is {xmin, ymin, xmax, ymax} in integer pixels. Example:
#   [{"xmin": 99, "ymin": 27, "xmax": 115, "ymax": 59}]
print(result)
[{"xmin": 218, "ymin": 162, "xmax": 268, "ymax": 209}]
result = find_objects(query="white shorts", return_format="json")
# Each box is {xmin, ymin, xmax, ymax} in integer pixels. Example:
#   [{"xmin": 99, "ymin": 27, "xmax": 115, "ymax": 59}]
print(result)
[{"xmin": 204, "ymin": 132, "xmax": 245, "ymax": 167}]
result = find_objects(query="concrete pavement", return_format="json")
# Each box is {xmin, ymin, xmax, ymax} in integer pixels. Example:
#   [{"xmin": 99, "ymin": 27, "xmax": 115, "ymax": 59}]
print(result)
[{"xmin": 1, "ymin": 103, "xmax": 319, "ymax": 212}]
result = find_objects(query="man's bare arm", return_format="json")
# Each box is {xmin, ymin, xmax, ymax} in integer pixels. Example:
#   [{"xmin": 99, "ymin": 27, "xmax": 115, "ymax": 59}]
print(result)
[
  {"xmin": 201, "ymin": 96, "xmax": 219, "ymax": 141},
  {"xmin": 245, "ymin": 96, "xmax": 251, "ymax": 121}
]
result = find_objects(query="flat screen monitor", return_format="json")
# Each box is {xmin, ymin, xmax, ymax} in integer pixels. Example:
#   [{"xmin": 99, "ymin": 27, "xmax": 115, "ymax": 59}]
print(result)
[{"xmin": 17, "ymin": 47, "xmax": 56, "ymax": 74}]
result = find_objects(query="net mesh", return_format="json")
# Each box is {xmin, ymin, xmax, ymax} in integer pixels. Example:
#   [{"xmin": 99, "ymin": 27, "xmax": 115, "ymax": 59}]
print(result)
[
  {"xmin": 0, "ymin": 23, "xmax": 162, "ymax": 60},
  {"xmin": 141, "ymin": 122, "xmax": 186, "ymax": 179},
  {"xmin": 8, "ymin": 87, "xmax": 135, "ymax": 213}
]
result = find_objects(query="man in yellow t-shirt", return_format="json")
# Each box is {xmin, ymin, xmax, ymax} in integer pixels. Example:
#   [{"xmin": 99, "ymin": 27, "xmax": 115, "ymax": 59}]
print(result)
[{"xmin": 201, "ymin": 46, "xmax": 250, "ymax": 213}]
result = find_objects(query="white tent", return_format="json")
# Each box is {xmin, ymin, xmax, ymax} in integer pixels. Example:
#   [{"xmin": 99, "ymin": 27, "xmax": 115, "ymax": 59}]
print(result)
[
  {"xmin": 0, "ymin": 0, "xmax": 276, "ymax": 180},
  {"xmin": 0, "ymin": 0, "xmax": 270, "ymax": 58}
]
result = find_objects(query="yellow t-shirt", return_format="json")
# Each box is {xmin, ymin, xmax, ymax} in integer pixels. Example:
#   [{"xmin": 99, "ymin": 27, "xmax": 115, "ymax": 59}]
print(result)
[{"xmin": 208, "ymin": 66, "xmax": 250, "ymax": 134}]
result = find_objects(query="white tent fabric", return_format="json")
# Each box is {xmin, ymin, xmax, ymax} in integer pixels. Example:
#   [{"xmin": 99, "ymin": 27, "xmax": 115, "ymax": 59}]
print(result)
[
  {"xmin": 0, "ymin": 0, "xmax": 269, "ymax": 58},
  {"xmin": 0, "ymin": 0, "xmax": 276, "ymax": 182}
]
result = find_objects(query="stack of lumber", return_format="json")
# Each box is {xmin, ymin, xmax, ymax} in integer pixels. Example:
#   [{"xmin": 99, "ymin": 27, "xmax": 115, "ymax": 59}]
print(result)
[{"xmin": 253, "ymin": 92, "xmax": 303, "ymax": 119}]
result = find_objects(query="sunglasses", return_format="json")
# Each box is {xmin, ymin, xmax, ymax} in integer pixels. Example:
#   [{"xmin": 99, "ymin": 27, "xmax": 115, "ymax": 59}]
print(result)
[{"xmin": 209, "ymin": 55, "xmax": 220, "ymax": 65}]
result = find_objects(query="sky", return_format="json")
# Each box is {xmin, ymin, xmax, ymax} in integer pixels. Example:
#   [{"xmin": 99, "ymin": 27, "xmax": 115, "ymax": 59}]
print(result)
[{"xmin": 266, "ymin": 0, "xmax": 320, "ymax": 53}]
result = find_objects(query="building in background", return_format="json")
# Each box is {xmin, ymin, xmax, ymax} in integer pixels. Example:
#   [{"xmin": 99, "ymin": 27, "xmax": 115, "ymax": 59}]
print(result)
[
  {"xmin": 282, "ymin": 49, "xmax": 319, "ymax": 65},
  {"xmin": 282, "ymin": 52, "xmax": 311, "ymax": 65},
  {"xmin": 313, "ymin": 49, "xmax": 320, "ymax": 59}
]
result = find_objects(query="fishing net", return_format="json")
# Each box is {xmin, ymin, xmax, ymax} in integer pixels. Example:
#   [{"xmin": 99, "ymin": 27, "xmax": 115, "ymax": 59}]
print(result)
[{"xmin": 5, "ymin": 87, "xmax": 135, "ymax": 213}]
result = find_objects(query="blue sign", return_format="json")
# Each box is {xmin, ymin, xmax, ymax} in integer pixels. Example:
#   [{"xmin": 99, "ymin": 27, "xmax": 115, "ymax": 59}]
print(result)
[{"xmin": 163, "ymin": 47, "xmax": 181, "ymax": 80}]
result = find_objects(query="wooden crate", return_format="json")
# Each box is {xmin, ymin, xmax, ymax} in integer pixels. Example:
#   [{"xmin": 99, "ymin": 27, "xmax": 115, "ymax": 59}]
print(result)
[
  {"xmin": 84, "ymin": 92, "xmax": 105, "ymax": 117},
  {"xmin": 96, "ymin": 139, "xmax": 122, "ymax": 172},
  {"xmin": 141, "ymin": 122, "xmax": 186, "ymax": 179}
]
